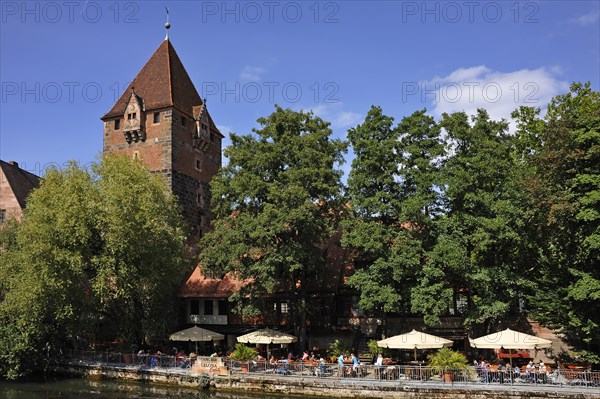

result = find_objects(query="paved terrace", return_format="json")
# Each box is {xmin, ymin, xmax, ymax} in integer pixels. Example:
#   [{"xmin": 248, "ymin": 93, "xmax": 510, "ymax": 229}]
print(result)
[{"xmin": 57, "ymin": 351, "xmax": 600, "ymax": 398}]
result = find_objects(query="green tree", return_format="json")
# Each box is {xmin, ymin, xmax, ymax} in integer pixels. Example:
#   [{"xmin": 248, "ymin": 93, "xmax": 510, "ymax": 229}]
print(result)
[
  {"xmin": 513, "ymin": 82, "xmax": 600, "ymax": 358},
  {"xmin": 0, "ymin": 156, "xmax": 186, "ymax": 378},
  {"xmin": 199, "ymin": 106, "xmax": 347, "ymax": 349},
  {"xmin": 342, "ymin": 107, "xmax": 443, "ymax": 330},
  {"xmin": 411, "ymin": 109, "xmax": 530, "ymax": 329}
]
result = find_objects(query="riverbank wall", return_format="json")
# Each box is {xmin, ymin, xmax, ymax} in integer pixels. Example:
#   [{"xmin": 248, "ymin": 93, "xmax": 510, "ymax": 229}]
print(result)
[{"xmin": 54, "ymin": 362, "xmax": 600, "ymax": 399}]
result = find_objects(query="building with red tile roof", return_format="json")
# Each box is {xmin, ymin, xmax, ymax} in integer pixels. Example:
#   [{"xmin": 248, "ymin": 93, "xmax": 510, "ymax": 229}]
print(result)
[
  {"xmin": 0, "ymin": 160, "xmax": 41, "ymax": 223},
  {"xmin": 101, "ymin": 38, "xmax": 222, "ymax": 238}
]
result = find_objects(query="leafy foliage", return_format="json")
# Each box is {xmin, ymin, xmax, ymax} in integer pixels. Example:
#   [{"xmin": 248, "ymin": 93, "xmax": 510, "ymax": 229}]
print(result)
[
  {"xmin": 411, "ymin": 109, "xmax": 531, "ymax": 327},
  {"xmin": 229, "ymin": 343, "xmax": 257, "ymax": 360},
  {"xmin": 343, "ymin": 107, "xmax": 443, "ymax": 319},
  {"xmin": 512, "ymin": 82, "xmax": 600, "ymax": 357},
  {"xmin": 327, "ymin": 338, "xmax": 351, "ymax": 358},
  {"xmin": 0, "ymin": 156, "xmax": 186, "ymax": 378},
  {"xmin": 427, "ymin": 348, "xmax": 468, "ymax": 372},
  {"xmin": 199, "ymin": 106, "xmax": 347, "ymax": 349}
]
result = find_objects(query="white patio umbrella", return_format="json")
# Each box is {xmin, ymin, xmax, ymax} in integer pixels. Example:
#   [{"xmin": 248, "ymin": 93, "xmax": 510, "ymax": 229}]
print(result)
[
  {"xmin": 377, "ymin": 329, "xmax": 453, "ymax": 361},
  {"xmin": 169, "ymin": 326, "xmax": 224, "ymax": 353},
  {"xmin": 237, "ymin": 328, "xmax": 297, "ymax": 358},
  {"xmin": 469, "ymin": 328, "xmax": 552, "ymax": 366}
]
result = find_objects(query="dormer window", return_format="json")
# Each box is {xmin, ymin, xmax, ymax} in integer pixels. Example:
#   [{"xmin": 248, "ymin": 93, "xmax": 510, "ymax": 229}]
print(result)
[{"xmin": 123, "ymin": 91, "xmax": 145, "ymax": 144}]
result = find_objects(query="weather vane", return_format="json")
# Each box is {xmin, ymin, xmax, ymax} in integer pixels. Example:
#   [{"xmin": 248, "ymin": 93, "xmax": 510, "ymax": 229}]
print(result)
[{"xmin": 165, "ymin": 7, "xmax": 171, "ymax": 40}]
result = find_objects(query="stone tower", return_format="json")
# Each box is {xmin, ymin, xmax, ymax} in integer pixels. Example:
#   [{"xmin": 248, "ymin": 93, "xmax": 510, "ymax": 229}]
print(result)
[{"xmin": 101, "ymin": 39, "xmax": 222, "ymax": 238}]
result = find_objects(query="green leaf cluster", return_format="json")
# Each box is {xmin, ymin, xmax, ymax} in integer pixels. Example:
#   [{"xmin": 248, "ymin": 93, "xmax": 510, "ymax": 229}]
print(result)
[
  {"xmin": 0, "ymin": 155, "xmax": 187, "ymax": 378},
  {"xmin": 199, "ymin": 106, "xmax": 347, "ymax": 349}
]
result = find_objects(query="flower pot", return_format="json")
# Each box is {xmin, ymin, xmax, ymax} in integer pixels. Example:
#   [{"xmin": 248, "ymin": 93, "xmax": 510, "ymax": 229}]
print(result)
[
  {"xmin": 443, "ymin": 372, "xmax": 453, "ymax": 382},
  {"xmin": 240, "ymin": 362, "xmax": 249, "ymax": 373}
]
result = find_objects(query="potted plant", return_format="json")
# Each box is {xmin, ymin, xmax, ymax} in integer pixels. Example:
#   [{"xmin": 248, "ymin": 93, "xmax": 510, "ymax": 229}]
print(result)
[
  {"xmin": 230, "ymin": 343, "xmax": 257, "ymax": 372},
  {"xmin": 327, "ymin": 339, "xmax": 350, "ymax": 362},
  {"xmin": 427, "ymin": 348, "xmax": 468, "ymax": 382}
]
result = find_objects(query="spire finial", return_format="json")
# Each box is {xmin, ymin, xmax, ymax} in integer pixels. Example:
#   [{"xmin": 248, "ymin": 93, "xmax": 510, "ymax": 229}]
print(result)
[{"xmin": 165, "ymin": 7, "xmax": 171, "ymax": 40}]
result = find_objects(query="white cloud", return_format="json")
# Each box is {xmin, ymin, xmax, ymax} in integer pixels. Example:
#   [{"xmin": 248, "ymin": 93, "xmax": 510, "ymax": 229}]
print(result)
[
  {"xmin": 569, "ymin": 10, "xmax": 600, "ymax": 27},
  {"xmin": 422, "ymin": 66, "xmax": 569, "ymax": 130},
  {"xmin": 305, "ymin": 102, "xmax": 363, "ymax": 130},
  {"xmin": 240, "ymin": 65, "xmax": 267, "ymax": 81}
]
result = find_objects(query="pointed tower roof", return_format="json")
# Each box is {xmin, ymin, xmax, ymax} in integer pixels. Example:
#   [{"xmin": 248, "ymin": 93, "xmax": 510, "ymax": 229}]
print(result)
[{"xmin": 102, "ymin": 39, "xmax": 202, "ymax": 120}]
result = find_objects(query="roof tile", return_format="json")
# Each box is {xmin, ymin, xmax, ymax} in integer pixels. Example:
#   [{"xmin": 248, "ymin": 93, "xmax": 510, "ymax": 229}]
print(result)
[{"xmin": 102, "ymin": 39, "xmax": 202, "ymax": 119}]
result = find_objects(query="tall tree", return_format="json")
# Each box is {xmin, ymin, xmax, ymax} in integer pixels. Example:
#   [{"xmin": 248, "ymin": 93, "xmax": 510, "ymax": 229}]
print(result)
[
  {"xmin": 411, "ymin": 110, "xmax": 530, "ymax": 329},
  {"xmin": 513, "ymin": 82, "xmax": 600, "ymax": 358},
  {"xmin": 0, "ymin": 156, "xmax": 186, "ymax": 378},
  {"xmin": 199, "ymin": 106, "xmax": 347, "ymax": 349},
  {"xmin": 342, "ymin": 107, "xmax": 443, "ymax": 330}
]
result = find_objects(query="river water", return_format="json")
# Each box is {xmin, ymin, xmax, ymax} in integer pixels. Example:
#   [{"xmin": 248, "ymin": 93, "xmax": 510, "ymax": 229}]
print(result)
[{"xmin": 0, "ymin": 377, "xmax": 321, "ymax": 399}]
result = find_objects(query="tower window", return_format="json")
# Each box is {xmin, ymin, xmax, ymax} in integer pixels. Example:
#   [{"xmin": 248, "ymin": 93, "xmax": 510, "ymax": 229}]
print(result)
[
  {"xmin": 153, "ymin": 112, "xmax": 160, "ymax": 123},
  {"xmin": 197, "ymin": 193, "xmax": 204, "ymax": 207},
  {"xmin": 181, "ymin": 116, "xmax": 186, "ymax": 127},
  {"xmin": 195, "ymin": 159, "xmax": 202, "ymax": 171},
  {"xmin": 114, "ymin": 119, "xmax": 120, "ymax": 130}
]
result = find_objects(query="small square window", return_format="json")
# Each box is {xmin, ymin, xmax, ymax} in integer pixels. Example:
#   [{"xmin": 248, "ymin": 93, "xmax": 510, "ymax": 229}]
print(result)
[
  {"xmin": 181, "ymin": 116, "xmax": 186, "ymax": 127},
  {"xmin": 153, "ymin": 112, "xmax": 160, "ymax": 123},
  {"xmin": 280, "ymin": 302, "xmax": 289, "ymax": 314},
  {"xmin": 114, "ymin": 119, "xmax": 120, "ymax": 130}
]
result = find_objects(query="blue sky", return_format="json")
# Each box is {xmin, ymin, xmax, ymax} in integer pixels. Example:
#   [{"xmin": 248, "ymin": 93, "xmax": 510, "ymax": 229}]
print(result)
[{"xmin": 1, "ymin": 1, "xmax": 599, "ymax": 178}]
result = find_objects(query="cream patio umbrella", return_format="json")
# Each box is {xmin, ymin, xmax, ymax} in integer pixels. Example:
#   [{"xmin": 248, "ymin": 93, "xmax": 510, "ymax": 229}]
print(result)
[
  {"xmin": 469, "ymin": 328, "xmax": 552, "ymax": 366},
  {"xmin": 169, "ymin": 326, "xmax": 224, "ymax": 353},
  {"xmin": 377, "ymin": 329, "xmax": 453, "ymax": 361},
  {"xmin": 237, "ymin": 328, "xmax": 297, "ymax": 358}
]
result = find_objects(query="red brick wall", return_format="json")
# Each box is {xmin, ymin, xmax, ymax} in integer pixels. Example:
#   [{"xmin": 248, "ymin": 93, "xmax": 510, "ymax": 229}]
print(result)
[{"xmin": 103, "ymin": 107, "xmax": 222, "ymax": 237}]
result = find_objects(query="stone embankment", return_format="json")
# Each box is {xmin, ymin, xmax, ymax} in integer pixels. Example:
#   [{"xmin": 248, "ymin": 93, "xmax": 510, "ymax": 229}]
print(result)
[{"xmin": 55, "ymin": 362, "xmax": 600, "ymax": 399}]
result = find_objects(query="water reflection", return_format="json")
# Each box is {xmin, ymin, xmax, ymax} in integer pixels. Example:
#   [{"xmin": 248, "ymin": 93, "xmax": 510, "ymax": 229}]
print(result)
[{"xmin": 0, "ymin": 377, "xmax": 316, "ymax": 399}]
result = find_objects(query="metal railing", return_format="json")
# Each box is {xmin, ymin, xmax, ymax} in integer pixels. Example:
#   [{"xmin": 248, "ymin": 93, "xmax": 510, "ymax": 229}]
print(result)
[{"xmin": 64, "ymin": 351, "xmax": 600, "ymax": 388}]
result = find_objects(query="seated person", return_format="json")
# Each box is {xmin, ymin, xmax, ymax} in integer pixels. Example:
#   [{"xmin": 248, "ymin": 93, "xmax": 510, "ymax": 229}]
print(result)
[
  {"xmin": 525, "ymin": 361, "xmax": 534, "ymax": 379},
  {"xmin": 316, "ymin": 357, "xmax": 326, "ymax": 376},
  {"xmin": 351, "ymin": 353, "xmax": 360, "ymax": 375}
]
